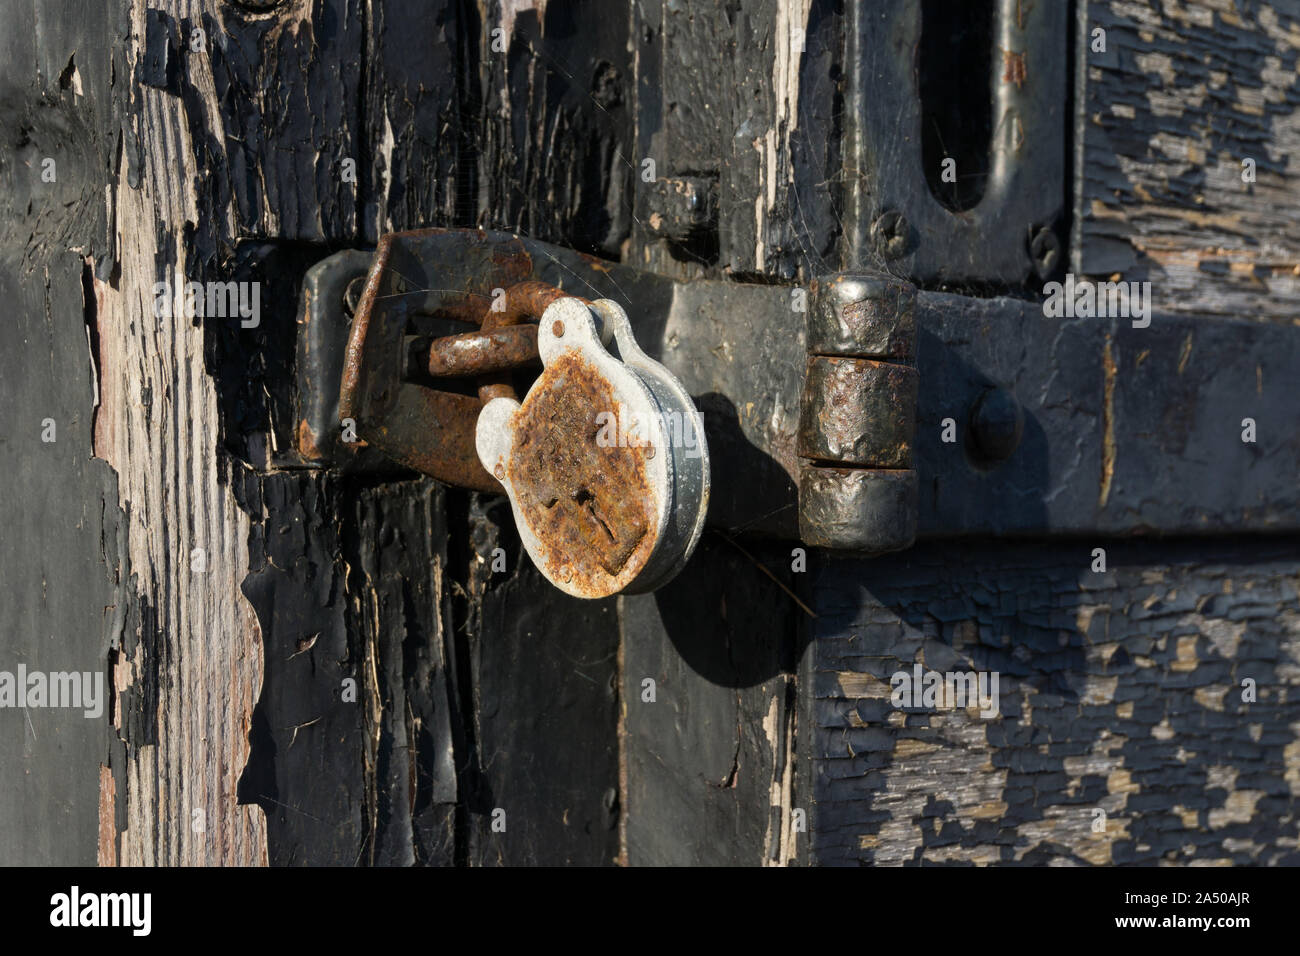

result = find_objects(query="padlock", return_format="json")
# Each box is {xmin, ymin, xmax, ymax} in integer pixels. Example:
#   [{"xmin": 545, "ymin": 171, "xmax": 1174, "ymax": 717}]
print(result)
[{"xmin": 475, "ymin": 297, "xmax": 709, "ymax": 598}]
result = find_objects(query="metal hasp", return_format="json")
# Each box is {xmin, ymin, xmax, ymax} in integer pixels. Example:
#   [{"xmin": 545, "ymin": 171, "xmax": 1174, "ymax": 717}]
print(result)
[
  {"xmin": 476, "ymin": 299, "xmax": 709, "ymax": 598},
  {"xmin": 843, "ymin": 0, "xmax": 1066, "ymax": 283},
  {"xmin": 306, "ymin": 228, "xmax": 712, "ymax": 597},
  {"xmin": 334, "ymin": 233, "xmax": 570, "ymax": 492},
  {"xmin": 294, "ymin": 229, "xmax": 1300, "ymax": 559},
  {"xmin": 292, "ymin": 228, "xmax": 808, "ymax": 541},
  {"xmin": 799, "ymin": 274, "xmax": 919, "ymax": 552}
]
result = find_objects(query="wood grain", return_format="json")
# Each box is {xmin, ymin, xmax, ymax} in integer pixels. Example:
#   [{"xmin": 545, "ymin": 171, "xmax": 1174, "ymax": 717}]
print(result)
[{"xmin": 92, "ymin": 0, "xmax": 271, "ymax": 864}]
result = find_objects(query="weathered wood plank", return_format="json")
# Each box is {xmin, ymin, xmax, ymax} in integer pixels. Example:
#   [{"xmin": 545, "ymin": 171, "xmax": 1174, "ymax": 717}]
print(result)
[
  {"xmin": 343, "ymin": 481, "xmax": 457, "ymax": 866},
  {"xmin": 237, "ymin": 473, "xmax": 363, "ymax": 867},
  {"xmin": 470, "ymin": 546, "xmax": 622, "ymax": 866},
  {"xmin": 0, "ymin": 173, "xmax": 124, "ymax": 867},
  {"xmin": 164, "ymin": 0, "xmax": 362, "ymax": 243},
  {"xmin": 631, "ymin": 0, "xmax": 835, "ymax": 281},
  {"xmin": 92, "ymin": 0, "xmax": 367, "ymax": 865},
  {"xmin": 809, "ymin": 540, "xmax": 1300, "ymax": 865},
  {"xmin": 1075, "ymin": 0, "xmax": 1300, "ymax": 319},
  {"xmin": 361, "ymin": 0, "xmax": 468, "ymax": 243},
  {"xmin": 621, "ymin": 536, "xmax": 804, "ymax": 866},
  {"xmin": 615, "ymin": 0, "xmax": 830, "ymax": 866},
  {"xmin": 474, "ymin": 0, "xmax": 635, "ymax": 256},
  {"xmin": 93, "ymin": 0, "xmax": 268, "ymax": 856},
  {"xmin": 357, "ymin": 0, "xmax": 632, "ymax": 865}
]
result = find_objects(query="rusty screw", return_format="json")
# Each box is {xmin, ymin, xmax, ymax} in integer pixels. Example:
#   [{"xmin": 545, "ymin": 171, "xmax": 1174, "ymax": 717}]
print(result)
[
  {"xmin": 1030, "ymin": 227, "xmax": 1061, "ymax": 281},
  {"xmin": 871, "ymin": 210, "xmax": 911, "ymax": 260}
]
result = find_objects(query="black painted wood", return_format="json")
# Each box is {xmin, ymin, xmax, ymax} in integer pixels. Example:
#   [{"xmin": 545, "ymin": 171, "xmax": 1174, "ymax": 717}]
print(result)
[
  {"xmin": 0, "ymin": 0, "xmax": 126, "ymax": 866},
  {"xmin": 231, "ymin": 0, "xmax": 635, "ymax": 865},
  {"xmin": 622, "ymin": 536, "xmax": 806, "ymax": 866}
]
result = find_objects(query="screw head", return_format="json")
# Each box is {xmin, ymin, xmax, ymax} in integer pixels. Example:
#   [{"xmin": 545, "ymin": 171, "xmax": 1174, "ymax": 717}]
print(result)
[
  {"xmin": 969, "ymin": 387, "xmax": 1024, "ymax": 464},
  {"xmin": 342, "ymin": 275, "xmax": 365, "ymax": 316},
  {"xmin": 871, "ymin": 211, "xmax": 912, "ymax": 260},
  {"xmin": 1030, "ymin": 227, "xmax": 1061, "ymax": 280}
]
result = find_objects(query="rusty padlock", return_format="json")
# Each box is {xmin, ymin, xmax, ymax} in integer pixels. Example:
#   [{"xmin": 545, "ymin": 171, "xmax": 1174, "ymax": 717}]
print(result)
[{"xmin": 475, "ymin": 297, "xmax": 709, "ymax": 599}]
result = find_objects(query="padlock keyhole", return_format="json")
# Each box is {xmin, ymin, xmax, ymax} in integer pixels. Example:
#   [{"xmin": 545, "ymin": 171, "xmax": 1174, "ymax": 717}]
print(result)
[{"xmin": 576, "ymin": 491, "xmax": 617, "ymax": 546}]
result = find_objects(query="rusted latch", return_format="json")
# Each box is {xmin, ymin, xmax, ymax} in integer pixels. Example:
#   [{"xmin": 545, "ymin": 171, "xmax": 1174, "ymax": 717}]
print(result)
[
  {"xmin": 338, "ymin": 253, "xmax": 578, "ymax": 493},
  {"xmin": 298, "ymin": 229, "xmax": 709, "ymax": 597},
  {"xmin": 291, "ymin": 230, "xmax": 613, "ymax": 489}
]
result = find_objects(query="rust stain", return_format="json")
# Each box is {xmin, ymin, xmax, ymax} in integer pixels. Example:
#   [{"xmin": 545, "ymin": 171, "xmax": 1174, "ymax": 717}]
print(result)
[
  {"xmin": 801, "ymin": 356, "xmax": 915, "ymax": 468},
  {"xmin": 296, "ymin": 417, "xmax": 323, "ymax": 460},
  {"xmin": 339, "ymin": 233, "xmax": 395, "ymax": 421},
  {"xmin": 482, "ymin": 281, "xmax": 587, "ymax": 331},
  {"xmin": 1100, "ymin": 336, "xmax": 1116, "ymax": 509},
  {"xmin": 339, "ymin": 234, "xmax": 569, "ymax": 491},
  {"xmin": 476, "ymin": 282, "xmax": 587, "ymax": 402},
  {"xmin": 427, "ymin": 324, "xmax": 539, "ymax": 378},
  {"xmin": 1002, "ymin": 49, "xmax": 1027, "ymax": 89},
  {"xmin": 577, "ymin": 251, "xmax": 613, "ymax": 273},
  {"xmin": 509, "ymin": 351, "xmax": 656, "ymax": 596}
]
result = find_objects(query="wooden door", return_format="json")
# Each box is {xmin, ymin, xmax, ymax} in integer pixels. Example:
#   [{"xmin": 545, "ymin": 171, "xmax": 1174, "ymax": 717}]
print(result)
[{"xmin": 3, "ymin": 0, "xmax": 1298, "ymax": 867}]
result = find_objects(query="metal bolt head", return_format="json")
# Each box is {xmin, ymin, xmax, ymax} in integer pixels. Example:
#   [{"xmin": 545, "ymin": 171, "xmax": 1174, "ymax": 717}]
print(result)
[
  {"xmin": 969, "ymin": 387, "xmax": 1024, "ymax": 463},
  {"xmin": 870, "ymin": 210, "xmax": 912, "ymax": 260},
  {"xmin": 644, "ymin": 176, "xmax": 718, "ymax": 244},
  {"xmin": 1030, "ymin": 227, "xmax": 1061, "ymax": 280}
]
